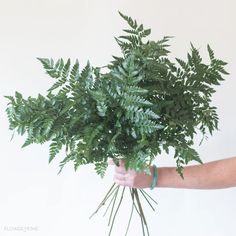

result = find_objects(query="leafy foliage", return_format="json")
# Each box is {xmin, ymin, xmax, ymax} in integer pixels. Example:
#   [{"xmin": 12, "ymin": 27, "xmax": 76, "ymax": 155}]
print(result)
[{"xmin": 5, "ymin": 12, "xmax": 228, "ymax": 177}]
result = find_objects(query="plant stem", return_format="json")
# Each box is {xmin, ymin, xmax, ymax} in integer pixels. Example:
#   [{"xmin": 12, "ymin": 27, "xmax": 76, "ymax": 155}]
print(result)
[
  {"xmin": 134, "ymin": 189, "xmax": 150, "ymax": 236},
  {"xmin": 89, "ymin": 183, "xmax": 116, "ymax": 219},
  {"xmin": 108, "ymin": 187, "xmax": 125, "ymax": 236},
  {"xmin": 108, "ymin": 186, "xmax": 120, "ymax": 226},
  {"xmin": 139, "ymin": 189, "xmax": 155, "ymax": 211},
  {"xmin": 140, "ymin": 189, "xmax": 158, "ymax": 205},
  {"xmin": 125, "ymin": 189, "xmax": 135, "ymax": 236},
  {"xmin": 130, "ymin": 188, "xmax": 141, "ymax": 217},
  {"xmin": 103, "ymin": 187, "xmax": 119, "ymax": 217}
]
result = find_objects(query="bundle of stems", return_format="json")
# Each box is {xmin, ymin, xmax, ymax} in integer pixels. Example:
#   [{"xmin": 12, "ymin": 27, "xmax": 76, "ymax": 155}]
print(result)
[{"xmin": 90, "ymin": 184, "xmax": 157, "ymax": 236}]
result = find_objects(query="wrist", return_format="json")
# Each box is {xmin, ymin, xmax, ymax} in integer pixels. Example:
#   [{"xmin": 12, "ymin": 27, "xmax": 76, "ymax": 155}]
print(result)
[{"xmin": 155, "ymin": 167, "xmax": 174, "ymax": 188}]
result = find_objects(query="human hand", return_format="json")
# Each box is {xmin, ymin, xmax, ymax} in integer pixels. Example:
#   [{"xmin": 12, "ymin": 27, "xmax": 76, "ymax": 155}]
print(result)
[{"xmin": 110, "ymin": 160, "xmax": 155, "ymax": 189}]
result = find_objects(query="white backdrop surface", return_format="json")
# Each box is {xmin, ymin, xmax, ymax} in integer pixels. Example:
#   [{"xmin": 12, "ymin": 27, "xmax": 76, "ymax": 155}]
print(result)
[{"xmin": 0, "ymin": 1, "xmax": 236, "ymax": 236}]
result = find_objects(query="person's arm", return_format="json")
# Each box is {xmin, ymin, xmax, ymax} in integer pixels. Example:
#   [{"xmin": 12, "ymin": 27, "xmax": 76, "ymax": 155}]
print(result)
[{"xmin": 112, "ymin": 156, "xmax": 236, "ymax": 189}]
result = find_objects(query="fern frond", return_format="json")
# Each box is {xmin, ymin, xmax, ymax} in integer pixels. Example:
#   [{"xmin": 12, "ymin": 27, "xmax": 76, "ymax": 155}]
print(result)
[
  {"xmin": 22, "ymin": 135, "xmax": 34, "ymax": 148},
  {"xmin": 207, "ymin": 44, "xmax": 215, "ymax": 60},
  {"xmin": 95, "ymin": 161, "xmax": 108, "ymax": 178},
  {"xmin": 69, "ymin": 59, "xmax": 80, "ymax": 88},
  {"xmin": 49, "ymin": 140, "xmax": 62, "ymax": 163},
  {"xmin": 118, "ymin": 11, "xmax": 138, "ymax": 29},
  {"xmin": 37, "ymin": 58, "xmax": 64, "ymax": 78}
]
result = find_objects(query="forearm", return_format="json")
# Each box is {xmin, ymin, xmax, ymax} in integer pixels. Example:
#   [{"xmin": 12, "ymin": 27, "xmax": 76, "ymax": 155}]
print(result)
[{"xmin": 156, "ymin": 156, "xmax": 236, "ymax": 189}]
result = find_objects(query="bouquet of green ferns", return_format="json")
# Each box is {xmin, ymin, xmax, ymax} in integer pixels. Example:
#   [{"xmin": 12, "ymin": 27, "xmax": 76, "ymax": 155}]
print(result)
[{"xmin": 5, "ymin": 12, "xmax": 228, "ymax": 236}]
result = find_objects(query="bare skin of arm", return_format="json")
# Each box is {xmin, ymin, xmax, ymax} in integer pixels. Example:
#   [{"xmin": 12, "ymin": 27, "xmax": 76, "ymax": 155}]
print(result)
[{"xmin": 112, "ymin": 156, "xmax": 236, "ymax": 189}]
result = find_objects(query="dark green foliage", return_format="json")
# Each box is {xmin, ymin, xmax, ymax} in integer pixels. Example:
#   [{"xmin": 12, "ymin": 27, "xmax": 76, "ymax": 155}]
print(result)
[{"xmin": 5, "ymin": 12, "xmax": 228, "ymax": 177}]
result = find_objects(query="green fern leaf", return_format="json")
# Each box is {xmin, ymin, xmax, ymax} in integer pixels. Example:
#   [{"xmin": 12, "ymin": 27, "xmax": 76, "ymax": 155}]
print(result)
[
  {"xmin": 95, "ymin": 162, "xmax": 108, "ymax": 178},
  {"xmin": 49, "ymin": 141, "xmax": 62, "ymax": 163}
]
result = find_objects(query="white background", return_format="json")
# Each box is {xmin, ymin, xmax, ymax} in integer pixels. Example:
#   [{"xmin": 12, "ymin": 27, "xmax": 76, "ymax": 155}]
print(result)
[{"xmin": 0, "ymin": 0, "xmax": 236, "ymax": 235}]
